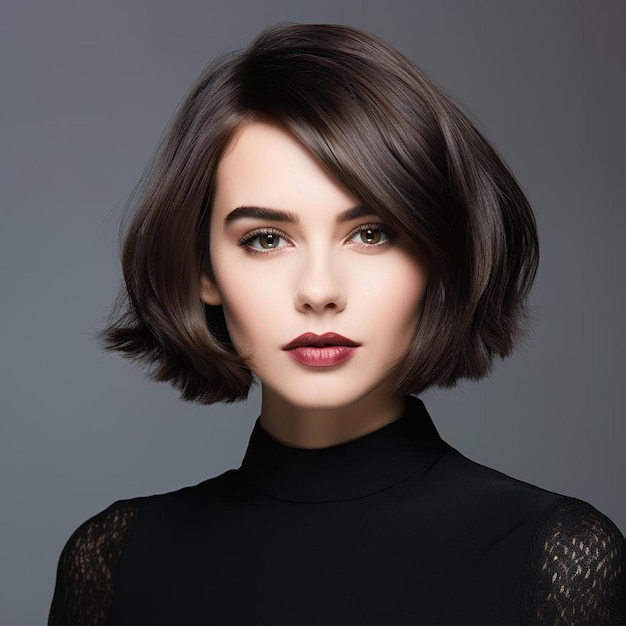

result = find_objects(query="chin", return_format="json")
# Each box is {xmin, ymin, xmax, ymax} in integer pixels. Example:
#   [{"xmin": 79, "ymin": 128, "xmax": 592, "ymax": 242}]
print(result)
[{"xmin": 264, "ymin": 383, "xmax": 381, "ymax": 412}]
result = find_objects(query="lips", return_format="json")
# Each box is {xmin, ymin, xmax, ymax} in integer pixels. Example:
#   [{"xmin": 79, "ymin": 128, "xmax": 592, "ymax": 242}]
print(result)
[{"xmin": 282, "ymin": 332, "xmax": 360, "ymax": 350}]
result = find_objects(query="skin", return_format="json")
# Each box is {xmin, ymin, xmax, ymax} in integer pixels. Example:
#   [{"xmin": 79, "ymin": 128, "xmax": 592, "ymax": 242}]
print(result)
[{"xmin": 200, "ymin": 120, "xmax": 429, "ymax": 449}]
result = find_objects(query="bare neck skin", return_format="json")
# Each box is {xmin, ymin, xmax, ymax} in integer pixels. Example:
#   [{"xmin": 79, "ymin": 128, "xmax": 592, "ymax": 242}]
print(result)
[{"xmin": 258, "ymin": 382, "xmax": 406, "ymax": 449}]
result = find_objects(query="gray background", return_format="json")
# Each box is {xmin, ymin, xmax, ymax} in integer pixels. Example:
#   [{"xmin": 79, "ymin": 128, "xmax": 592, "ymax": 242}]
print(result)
[{"xmin": 2, "ymin": 1, "xmax": 624, "ymax": 623}]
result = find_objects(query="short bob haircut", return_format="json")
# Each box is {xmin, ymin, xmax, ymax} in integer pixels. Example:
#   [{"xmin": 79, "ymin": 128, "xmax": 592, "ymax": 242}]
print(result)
[{"xmin": 98, "ymin": 22, "xmax": 539, "ymax": 405}]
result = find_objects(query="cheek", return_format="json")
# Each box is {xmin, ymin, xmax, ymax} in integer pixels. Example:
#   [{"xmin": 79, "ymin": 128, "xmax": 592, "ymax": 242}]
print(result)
[
  {"xmin": 217, "ymin": 289, "xmax": 253, "ymax": 345},
  {"xmin": 393, "ymin": 281, "xmax": 427, "ymax": 354},
  {"xmin": 372, "ymin": 257, "xmax": 427, "ymax": 326},
  {"xmin": 212, "ymin": 263, "xmax": 280, "ymax": 350}
]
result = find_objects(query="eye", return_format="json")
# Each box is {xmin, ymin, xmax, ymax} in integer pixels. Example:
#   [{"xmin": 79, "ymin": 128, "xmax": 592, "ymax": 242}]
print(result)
[
  {"xmin": 348, "ymin": 223, "xmax": 393, "ymax": 247},
  {"xmin": 239, "ymin": 227, "xmax": 289, "ymax": 255}
]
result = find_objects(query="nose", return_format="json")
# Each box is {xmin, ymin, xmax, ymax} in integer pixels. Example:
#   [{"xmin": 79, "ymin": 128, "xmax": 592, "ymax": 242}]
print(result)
[{"xmin": 294, "ymin": 247, "xmax": 347, "ymax": 314}]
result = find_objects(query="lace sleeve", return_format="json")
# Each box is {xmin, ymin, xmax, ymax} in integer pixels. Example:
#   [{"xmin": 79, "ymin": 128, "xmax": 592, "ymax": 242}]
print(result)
[
  {"xmin": 47, "ymin": 499, "xmax": 143, "ymax": 626},
  {"xmin": 521, "ymin": 496, "xmax": 626, "ymax": 625}
]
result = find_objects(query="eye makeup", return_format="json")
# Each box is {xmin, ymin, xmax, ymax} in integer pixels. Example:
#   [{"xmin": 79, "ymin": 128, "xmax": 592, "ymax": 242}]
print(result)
[{"xmin": 237, "ymin": 222, "xmax": 395, "ymax": 256}]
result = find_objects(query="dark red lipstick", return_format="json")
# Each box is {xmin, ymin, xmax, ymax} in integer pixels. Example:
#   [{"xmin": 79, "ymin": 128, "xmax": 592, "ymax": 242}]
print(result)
[
  {"xmin": 283, "ymin": 333, "xmax": 361, "ymax": 367},
  {"xmin": 283, "ymin": 332, "xmax": 360, "ymax": 350}
]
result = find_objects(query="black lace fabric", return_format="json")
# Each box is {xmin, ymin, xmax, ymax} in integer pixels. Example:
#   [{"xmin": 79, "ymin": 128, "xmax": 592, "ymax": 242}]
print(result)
[
  {"xmin": 47, "ymin": 500, "xmax": 143, "ymax": 626},
  {"xmin": 521, "ymin": 497, "xmax": 626, "ymax": 624}
]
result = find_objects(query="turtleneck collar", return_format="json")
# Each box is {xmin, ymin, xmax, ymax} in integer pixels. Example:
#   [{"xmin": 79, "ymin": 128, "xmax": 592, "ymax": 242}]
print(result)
[{"xmin": 237, "ymin": 395, "xmax": 450, "ymax": 503}]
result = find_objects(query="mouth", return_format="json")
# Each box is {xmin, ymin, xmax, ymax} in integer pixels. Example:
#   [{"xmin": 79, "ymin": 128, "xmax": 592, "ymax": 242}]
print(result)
[
  {"xmin": 284, "ymin": 341, "xmax": 360, "ymax": 368},
  {"xmin": 282, "ymin": 332, "xmax": 361, "ymax": 350}
]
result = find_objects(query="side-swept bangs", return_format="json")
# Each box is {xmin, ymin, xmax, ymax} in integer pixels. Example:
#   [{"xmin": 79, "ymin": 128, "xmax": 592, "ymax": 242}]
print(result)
[{"xmin": 98, "ymin": 22, "xmax": 539, "ymax": 404}]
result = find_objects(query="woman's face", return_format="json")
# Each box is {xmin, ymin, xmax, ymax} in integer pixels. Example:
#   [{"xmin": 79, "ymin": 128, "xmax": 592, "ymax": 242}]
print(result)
[{"xmin": 201, "ymin": 120, "xmax": 428, "ymax": 411}]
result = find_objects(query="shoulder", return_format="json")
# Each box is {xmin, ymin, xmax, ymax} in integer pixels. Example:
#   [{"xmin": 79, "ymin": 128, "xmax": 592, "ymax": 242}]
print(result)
[
  {"xmin": 57, "ymin": 497, "xmax": 147, "ymax": 574},
  {"xmin": 440, "ymin": 448, "xmax": 568, "ymax": 514},
  {"xmin": 48, "ymin": 471, "xmax": 240, "ymax": 622},
  {"xmin": 51, "ymin": 471, "xmax": 237, "ymax": 581},
  {"xmin": 48, "ymin": 497, "xmax": 147, "ymax": 625},
  {"xmin": 521, "ymin": 496, "xmax": 626, "ymax": 624}
]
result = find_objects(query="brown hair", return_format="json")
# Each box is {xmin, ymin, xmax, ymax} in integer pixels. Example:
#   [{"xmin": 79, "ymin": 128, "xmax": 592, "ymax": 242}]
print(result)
[{"xmin": 97, "ymin": 22, "xmax": 539, "ymax": 404}]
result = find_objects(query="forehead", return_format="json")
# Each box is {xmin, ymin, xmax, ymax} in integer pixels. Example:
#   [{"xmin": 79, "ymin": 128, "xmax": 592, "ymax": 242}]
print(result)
[{"xmin": 213, "ymin": 120, "xmax": 358, "ymax": 214}]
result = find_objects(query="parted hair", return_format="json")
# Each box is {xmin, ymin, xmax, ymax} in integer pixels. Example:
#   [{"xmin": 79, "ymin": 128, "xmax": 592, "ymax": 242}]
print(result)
[{"xmin": 98, "ymin": 22, "xmax": 539, "ymax": 405}]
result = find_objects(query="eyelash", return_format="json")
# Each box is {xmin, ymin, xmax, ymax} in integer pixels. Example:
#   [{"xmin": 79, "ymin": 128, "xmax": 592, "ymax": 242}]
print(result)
[
  {"xmin": 238, "ymin": 227, "xmax": 284, "ymax": 256},
  {"xmin": 238, "ymin": 223, "xmax": 395, "ymax": 256}
]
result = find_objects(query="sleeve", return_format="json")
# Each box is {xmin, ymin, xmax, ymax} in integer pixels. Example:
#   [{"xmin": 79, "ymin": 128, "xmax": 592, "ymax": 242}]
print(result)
[
  {"xmin": 47, "ymin": 499, "xmax": 144, "ymax": 626},
  {"xmin": 520, "ymin": 496, "xmax": 626, "ymax": 625}
]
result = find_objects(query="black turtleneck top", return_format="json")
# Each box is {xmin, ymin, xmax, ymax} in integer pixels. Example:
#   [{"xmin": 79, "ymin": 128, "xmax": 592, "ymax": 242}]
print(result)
[{"xmin": 48, "ymin": 396, "xmax": 625, "ymax": 625}]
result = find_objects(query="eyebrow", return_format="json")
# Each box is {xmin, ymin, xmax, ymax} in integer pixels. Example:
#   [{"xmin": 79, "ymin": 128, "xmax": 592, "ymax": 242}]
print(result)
[{"xmin": 224, "ymin": 205, "xmax": 377, "ymax": 226}]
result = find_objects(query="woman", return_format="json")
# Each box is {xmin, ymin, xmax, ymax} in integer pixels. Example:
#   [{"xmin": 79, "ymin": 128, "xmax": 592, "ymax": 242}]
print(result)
[{"xmin": 48, "ymin": 23, "xmax": 625, "ymax": 624}]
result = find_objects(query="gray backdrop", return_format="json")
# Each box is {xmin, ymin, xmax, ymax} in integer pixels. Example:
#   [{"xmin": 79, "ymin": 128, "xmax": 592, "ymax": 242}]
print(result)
[{"xmin": 2, "ymin": 1, "xmax": 624, "ymax": 623}]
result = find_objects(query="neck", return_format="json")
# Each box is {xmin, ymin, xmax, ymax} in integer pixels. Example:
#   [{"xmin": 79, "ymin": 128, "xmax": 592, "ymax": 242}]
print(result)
[{"xmin": 258, "ymin": 384, "xmax": 406, "ymax": 449}]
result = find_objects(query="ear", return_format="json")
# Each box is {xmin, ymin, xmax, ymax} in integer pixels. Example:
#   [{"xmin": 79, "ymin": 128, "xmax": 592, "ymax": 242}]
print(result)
[{"xmin": 200, "ymin": 273, "xmax": 223, "ymax": 306}]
